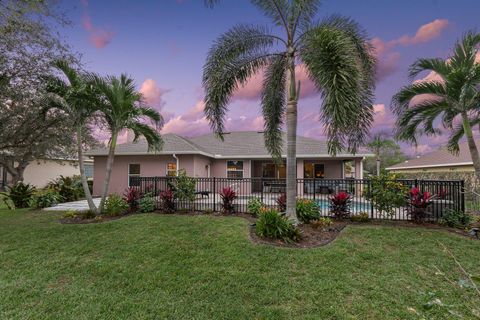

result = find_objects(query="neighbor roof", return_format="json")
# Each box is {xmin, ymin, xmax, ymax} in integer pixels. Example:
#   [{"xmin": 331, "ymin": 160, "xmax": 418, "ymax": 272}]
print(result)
[
  {"xmin": 86, "ymin": 131, "xmax": 371, "ymax": 158},
  {"xmin": 386, "ymin": 141, "xmax": 474, "ymax": 170}
]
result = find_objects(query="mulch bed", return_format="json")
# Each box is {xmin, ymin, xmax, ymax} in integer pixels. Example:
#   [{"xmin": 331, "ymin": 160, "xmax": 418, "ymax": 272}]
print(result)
[{"xmin": 59, "ymin": 211, "xmax": 479, "ymax": 248}]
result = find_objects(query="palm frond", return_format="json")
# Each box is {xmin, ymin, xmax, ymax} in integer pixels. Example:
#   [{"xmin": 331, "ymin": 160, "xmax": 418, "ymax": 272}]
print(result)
[
  {"xmin": 128, "ymin": 122, "xmax": 163, "ymax": 152},
  {"xmin": 391, "ymin": 81, "xmax": 447, "ymax": 116},
  {"xmin": 261, "ymin": 55, "xmax": 287, "ymax": 159},
  {"xmin": 289, "ymin": 0, "xmax": 321, "ymax": 35},
  {"xmin": 409, "ymin": 58, "xmax": 451, "ymax": 80},
  {"xmin": 203, "ymin": 24, "xmax": 278, "ymax": 137},
  {"xmin": 251, "ymin": 0, "xmax": 289, "ymax": 32}
]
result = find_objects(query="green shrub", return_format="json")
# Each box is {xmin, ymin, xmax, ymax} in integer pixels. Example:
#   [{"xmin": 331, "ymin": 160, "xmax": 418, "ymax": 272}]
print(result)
[
  {"xmin": 247, "ymin": 198, "xmax": 264, "ymax": 216},
  {"xmin": 255, "ymin": 209, "xmax": 301, "ymax": 243},
  {"xmin": 203, "ymin": 208, "xmax": 214, "ymax": 214},
  {"xmin": 63, "ymin": 210, "xmax": 77, "ymax": 219},
  {"xmin": 0, "ymin": 182, "xmax": 36, "ymax": 209},
  {"xmin": 173, "ymin": 170, "xmax": 196, "ymax": 202},
  {"xmin": 79, "ymin": 210, "xmax": 96, "ymax": 219},
  {"xmin": 48, "ymin": 175, "xmax": 84, "ymax": 202},
  {"xmin": 350, "ymin": 212, "xmax": 370, "ymax": 222},
  {"xmin": 104, "ymin": 194, "xmax": 129, "ymax": 216},
  {"xmin": 138, "ymin": 196, "xmax": 156, "ymax": 213},
  {"xmin": 30, "ymin": 189, "xmax": 62, "ymax": 209},
  {"xmin": 296, "ymin": 199, "xmax": 320, "ymax": 223},
  {"xmin": 367, "ymin": 173, "xmax": 408, "ymax": 217},
  {"xmin": 440, "ymin": 209, "xmax": 473, "ymax": 229},
  {"xmin": 311, "ymin": 217, "xmax": 333, "ymax": 229}
]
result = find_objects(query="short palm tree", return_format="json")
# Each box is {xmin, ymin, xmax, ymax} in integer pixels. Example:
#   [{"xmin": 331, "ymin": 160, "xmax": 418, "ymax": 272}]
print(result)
[
  {"xmin": 366, "ymin": 132, "xmax": 399, "ymax": 176},
  {"xmin": 45, "ymin": 60, "xmax": 100, "ymax": 213},
  {"xmin": 92, "ymin": 74, "xmax": 163, "ymax": 212},
  {"xmin": 203, "ymin": 0, "xmax": 376, "ymax": 220},
  {"xmin": 392, "ymin": 31, "xmax": 480, "ymax": 180}
]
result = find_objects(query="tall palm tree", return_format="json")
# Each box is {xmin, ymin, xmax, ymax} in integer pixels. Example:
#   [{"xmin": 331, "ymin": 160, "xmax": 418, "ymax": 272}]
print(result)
[
  {"xmin": 202, "ymin": 0, "xmax": 376, "ymax": 221},
  {"xmin": 366, "ymin": 132, "xmax": 398, "ymax": 176},
  {"xmin": 392, "ymin": 31, "xmax": 480, "ymax": 180},
  {"xmin": 92, "ymin": 74, "xmax": 163, "ymax": 213},
  {"xmin": 45, "ymin": 60, "xmax": 100, "ymax": 213}
]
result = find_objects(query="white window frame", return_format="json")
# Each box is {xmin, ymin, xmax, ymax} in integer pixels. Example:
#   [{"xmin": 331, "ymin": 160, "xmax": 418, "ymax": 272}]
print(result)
[
  {"xmin": 166, "ymin": 162, "xmax": 177, "ymax": 177},
  {"xmin": 226, "ymin": 160, "xmax": 244, "ymax": 179},
  {"xmin": 128, "ymin": 163, "xmax": 141, "ymax": 187}
]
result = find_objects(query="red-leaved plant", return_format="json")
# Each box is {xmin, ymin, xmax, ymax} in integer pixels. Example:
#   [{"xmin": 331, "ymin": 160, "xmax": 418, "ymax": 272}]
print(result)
[
  {"xmin": 276, "ymin": 193, "xmax": 286, "ymax": 212},
  {"xmin": 160, "ymin": 189, "xmax": 175, "ymax": 213},
  {"xmin": 330, "ymin": 191, "xmax": 351, "ymax": 219},
  {"xmin": 220, "ymin": 187, "xmax": 237, "ymax": 214},
  {"xmin": 408, "ymin": 187, "xmax": 433, "ymax": 223},
  {"xmin": 123, "ymin": 187, "xmax": 142, "ymax": 212}
]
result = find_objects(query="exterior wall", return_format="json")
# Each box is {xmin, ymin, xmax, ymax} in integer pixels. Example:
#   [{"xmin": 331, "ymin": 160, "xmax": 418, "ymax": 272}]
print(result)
[
  {"xmin": 23, "ymin": 159, "xmax": 84, "ymax": 188},
  {"xmin": 301, "ymin": 159, "xmax": 344, "ymax": 179},
  {"xmin": 210, "ymin": 159, "xmax": 251, "ymax": 178},
  {"xmin": 193, "ymin": 155, "xmax": 212, "ymax": 177}
]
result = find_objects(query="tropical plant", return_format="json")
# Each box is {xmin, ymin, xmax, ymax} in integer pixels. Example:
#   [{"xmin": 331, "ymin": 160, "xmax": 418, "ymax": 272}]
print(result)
[
  {"xmin": 247, "ymin": 197, "xmax": 264, "ymax": 216},
  {"xmin": 30, "ymin": 189, "xmax": 62, "ymax": 209},
  {"xmin": 0, "ymin": 182, "xmax": 36, "ymax": 209},
  {"xmin": 255, "ymin": 208, "xmax": 301, "ymax": 243},
  {"xmin": 138, "ymin": 196, "xmax": 156, "ymax": 213},
  {"xmin": 203, "ymin": 1, "xmax": 376, "ymax": 221},
  {"xmin": 350, "ymin": 212, "xmax": 370, "ymax": 222},
  {"xmin": 45, "ymin": 60, "xmax": 100, "ymax": 213},
  {"xmin": 276, "ymin": 193, "xmax": 287, "ymax": 212},
  {"xmin": 366, "ymin": 132, "xmax": 401, "ymax": 176},
  {"xmin": 408, "ymin": 187, "xmax": 433, "ymax": 223},
  {"xmin": 311, "ymin": 217, "xmax": 333, "ymax": 229},
  {"xmin": 392, "ymin": 31, "xmax": 480, "ymax": 180},
  {"xmin": 123, "ymin": 186, "xmax": 142, "ymax": 212},
  {"xmin": 440, "ymin": 208, "xmax": 473, "ymax": 229},
  {"xmin": 104, "ymin": 194, "xmax": 129, "ymax": 217},
  {"xmin": 173, "ymin": 170, "xmax": 196, "ymax": 202},
  {"xmin": 47, "ymin": 175, "xmax": 84, "ymax": 202},
  {"xmin": 159, "ymin": 189, "xmax": 175, "ymax": 213},
  {"xmin": 330, "ymin": 191, "xmax": 351, "ymax": 218},
  {"xmin": 367, "ymin": 173, "xmax": 408, "ymax": 217},
  {"xmin": 296, "ymin": 199, "xmax": 320, "ymax": 223},
  {"xmin": 220, "ymin": 187, "xmax": 237, "ymax": 214},
  {"xmin": 90, "ymin": 74, "xmax": 164, "ymax": 213}
]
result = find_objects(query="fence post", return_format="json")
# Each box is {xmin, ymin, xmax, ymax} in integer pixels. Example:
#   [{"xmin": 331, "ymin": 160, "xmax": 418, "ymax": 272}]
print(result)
[
  {"xmin": 414, "ymin": 179, "xmax": 418, "ymax": 188},
  {"xmin": 261, "ymin": 177, "xmax": 264, "ymax": 204},
  {"xmin": 369, "ymin": 180, "xmax": 374, "ymax": 219},
  {"xmin": 213, "ymin": 177, "xmax": 216, "ymax": 212},
  {"xmin": 313, "ymin": 178, "xmax": 316, "ymax": 201},
  {"xmin": 461, "ymin": 180, "xmax": 465, "ymax": 213}
]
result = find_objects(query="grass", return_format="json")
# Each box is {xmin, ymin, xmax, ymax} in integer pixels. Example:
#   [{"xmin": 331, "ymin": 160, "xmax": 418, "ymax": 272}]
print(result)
[{"xmin": 1, "ymin": 209, "xmax": 479, "ymax": 319}]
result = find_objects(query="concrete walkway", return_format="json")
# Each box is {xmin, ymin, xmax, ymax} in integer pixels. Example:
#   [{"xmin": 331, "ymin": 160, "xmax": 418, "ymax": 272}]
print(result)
[{"xmin": 44, "ymin": 198, "xmax": 102, "ymax": 211}]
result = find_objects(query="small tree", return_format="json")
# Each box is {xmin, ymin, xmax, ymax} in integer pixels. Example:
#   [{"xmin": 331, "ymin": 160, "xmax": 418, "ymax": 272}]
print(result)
[{"xmin": 367, "ymin": 173, "xmax": 408, "ymax": 217}]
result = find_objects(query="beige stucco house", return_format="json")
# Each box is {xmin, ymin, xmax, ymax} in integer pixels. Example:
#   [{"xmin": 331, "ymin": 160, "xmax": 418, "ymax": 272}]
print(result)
[{"xmin": 86, "ymin": 131, "xmax": 370, "ymax": 196}]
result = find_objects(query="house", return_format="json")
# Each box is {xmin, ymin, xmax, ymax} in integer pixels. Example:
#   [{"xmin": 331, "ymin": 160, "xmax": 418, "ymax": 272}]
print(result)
[
  {"xmin": 86, "ymin": 131, "xmax": 371, "ymax": 196},
  {"xmin": 0, "ymin": 158, "xmax": 94, "ymax": 189}
]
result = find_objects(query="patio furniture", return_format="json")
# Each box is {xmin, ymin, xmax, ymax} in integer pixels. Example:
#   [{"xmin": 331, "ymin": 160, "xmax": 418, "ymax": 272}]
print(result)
[
  {"xmin": 195, "ymin": 191, "xmax": 210, "ymax": 198},
  {"xmin": 262, "ymin": 181, "xmax": 286, "ymax": 193}
]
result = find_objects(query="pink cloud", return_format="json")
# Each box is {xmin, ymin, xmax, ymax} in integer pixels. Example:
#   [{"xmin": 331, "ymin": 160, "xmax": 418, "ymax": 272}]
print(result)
[
  {"xmin": 80, "ymin": 0, "xmax": 115, "ymax": 49},
  {"xmin": 140, "ymin": 79, "xmax": 166, "ymax": 107},
  {"xmin": 395, "ymin": 19, "xmax": 450, "ymax": 46}
]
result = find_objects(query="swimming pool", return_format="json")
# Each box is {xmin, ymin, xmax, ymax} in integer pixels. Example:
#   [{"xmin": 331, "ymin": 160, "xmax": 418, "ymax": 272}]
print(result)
[{"xmin": 315, "ymin": 199, "xmax": 371, "ymax": 213}]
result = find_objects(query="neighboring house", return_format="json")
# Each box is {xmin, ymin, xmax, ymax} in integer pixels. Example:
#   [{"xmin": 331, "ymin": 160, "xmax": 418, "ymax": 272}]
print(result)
[
  {"xmin": 86, "ymin": 131, "xmax": 371, "ymax": 196},
  {"xmin": 0, "ymin": 158, "xmax": 94, "ymax": 189}
]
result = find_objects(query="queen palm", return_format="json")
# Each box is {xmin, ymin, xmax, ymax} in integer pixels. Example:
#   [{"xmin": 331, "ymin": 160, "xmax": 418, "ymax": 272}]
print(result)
[
  {"xmin": 45, "ymin": 60, "xmax": 100, "ymax": 213},
  {"xmin": 203, "ymin": 0, "xmax": 376, "ymax": 220},
  {"xmin": 92, "ymin": 74, "xmax": 163, "ymax": 212},
  {"xmin": 392, "ymin": 31, "xmax": 480, "ymax": 180},
  {"xmin": 366, "ymin": 132, "xmax": 399, "ymax": 176}
]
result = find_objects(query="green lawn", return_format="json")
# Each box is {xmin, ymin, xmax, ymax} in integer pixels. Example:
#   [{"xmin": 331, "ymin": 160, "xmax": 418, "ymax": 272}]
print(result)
[{"xmin": 1, "ymin": 209, "xmax": 479, "ymax": 319}]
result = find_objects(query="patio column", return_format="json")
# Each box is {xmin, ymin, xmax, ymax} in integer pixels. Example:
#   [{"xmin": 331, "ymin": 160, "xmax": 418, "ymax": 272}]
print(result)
[
  {"xmin": 296, "ymin": 159, "xmax": 303, "ymax": 197},
  {"xmin": 354, "ymin": 158, "xmax": 364, "ymax": 197}
]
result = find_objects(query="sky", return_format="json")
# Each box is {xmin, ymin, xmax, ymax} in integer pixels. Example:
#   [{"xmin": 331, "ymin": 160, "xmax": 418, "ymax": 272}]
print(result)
[{"xmin": 58, "ymin": 0, "xmax": 480, "ymax": 156}]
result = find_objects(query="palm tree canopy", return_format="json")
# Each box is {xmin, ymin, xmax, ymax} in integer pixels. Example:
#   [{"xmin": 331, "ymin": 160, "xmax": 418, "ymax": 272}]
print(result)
[
  {"xmin": 92, "ymin": 74, "xmax": 164, "ymax": 151},
  {"xmin": 366, "ymin": 132, "xmax": 399, "ymax": 156},
  {"xmin": 392, "ymin": 31, "xmax": 480, "ymax": 155},
  {"xmin": 202, "ymin": 0, "xmax": 376, "ymax": 156}
]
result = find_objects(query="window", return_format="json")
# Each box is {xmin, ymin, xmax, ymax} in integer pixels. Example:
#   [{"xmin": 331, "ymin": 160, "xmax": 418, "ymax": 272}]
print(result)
[
  {"xmin": 84, "ymin": 164, "xmax": 94, "ymax": 179},
  {"xmin": 167, "ymin": 163, "xmax": 177, "ymax": 176},
  {"xmin": 128, "ymin": 164, "xmax": 141, "ymax": 186},
  {"xmin": 304, "ymin": 163, "xmax": 325, "ymax": 178},
  {"xmin": 227, "ymin": 160, "xmax": 243, "ymax": 178}
]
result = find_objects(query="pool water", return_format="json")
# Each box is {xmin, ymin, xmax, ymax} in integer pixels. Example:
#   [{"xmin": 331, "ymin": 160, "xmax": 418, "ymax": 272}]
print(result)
[{"xmin": 315, "ymin": 199, "xmax": 370, "ymax": 213}]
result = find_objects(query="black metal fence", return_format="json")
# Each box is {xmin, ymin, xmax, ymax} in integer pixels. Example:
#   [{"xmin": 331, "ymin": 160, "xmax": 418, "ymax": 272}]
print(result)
[{"xmin": 130, "ymin": 176, "xmax": 465, "ymax": 222}]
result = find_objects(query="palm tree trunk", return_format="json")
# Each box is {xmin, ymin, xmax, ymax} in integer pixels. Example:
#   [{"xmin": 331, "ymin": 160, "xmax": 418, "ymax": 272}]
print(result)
[
  {"xmin": 376, "ymin": 156, "xmax": 381, "ymax": 176},
  {"xmin": 76, "ymin": 126, "xmax": 98, "ymax": 213},
  {"xmin": 285, "ymin": 53, "xmax": 298, "ymax": 223},
  {"xmin": 99, "ymin": 131, "xmax": 118, "ymax": 213},
  {"xmin": 462, "ymin": 114, "xmax": 480, "ymax": 182}
]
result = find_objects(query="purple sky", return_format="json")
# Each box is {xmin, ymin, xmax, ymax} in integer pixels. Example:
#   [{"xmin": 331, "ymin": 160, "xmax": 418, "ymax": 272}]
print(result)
[{"xmin": 60, "ymin": 0, "xmax": 480, "ymax": 156}]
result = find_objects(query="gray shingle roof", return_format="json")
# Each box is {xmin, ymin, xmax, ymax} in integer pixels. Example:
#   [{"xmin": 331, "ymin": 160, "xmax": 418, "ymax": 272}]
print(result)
[
  {"xmin": 86, "ymin": 131, "xmax": 369, "ymax": 158},
  {"xmin": 386, "ymin": 141, "xmax": 474, "ymax": 170}
]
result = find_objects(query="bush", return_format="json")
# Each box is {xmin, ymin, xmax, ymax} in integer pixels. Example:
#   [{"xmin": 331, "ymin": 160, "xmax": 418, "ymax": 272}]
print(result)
[
  {"xmin": 276, "ymin": 193, "xmax": 286, "ymax": 212},
  {"xmin": 1, "ymin": 182, "xmax": 36, "ymax": 209},
  {"xmin": 220, "ymin": 187, "xmax": 237, "ymax": 214},
  {"xmin": 48, "ymin": 175, "xmax": 84, "ymax": 202},
  {"xmin": 296, "ymin": 199, "xmax": 320, "ymax": 223},
  {"xmin": 173, "ymin": 170, "xmax": 196, "ymax": 202},
  {"xmin": 440, "ymin": 209, "xmax": 473, "ymax": 229},
  {"xmin": 247, "ymin": 198, "xmax": 264, "ymax": 216},
  {"xmin": 30, "ymin": 189, "xmax": 62, "ymax": 209},
  {"xmin": 103, "ymin": 194, "xmax": 129, "ymax": 216},
  {"xmin": 63, "ymin": 210, "xmax": 77, "ymax": 219},
  {"xmin": 350, "ymin": 212, "xmax": 370, "ymax": 222},
  {"xmin": 80, "ymin": 210, "xmax": 96, "ymax": 219},
  {"xmin": 123, "ymin": 187, "xmax": 142, "ymax": 212},
  {"xmin": 160, "ymin": 189, "xmax": 175, "ymax": 213},
  {"xmin": 330, "ymin": 191, "xmax": 351, "ymax": 218},
  {"xmin": 311, "ymin": 217, "xmax": 333, "ymax": 229},
  {"xmin": 408, "ymin": 187, "xmax": 433, "ymax": 223},
  {"xmin": 138, "ymin": 196, "xmax": 156, "ymax": 213},
  {"xmin": 367, "ymin": 173, "xmax": 408, "ymax": 217},
  {"xmin": 255, "ymin": 209, "xmax": 301, "ymax": 243}
]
